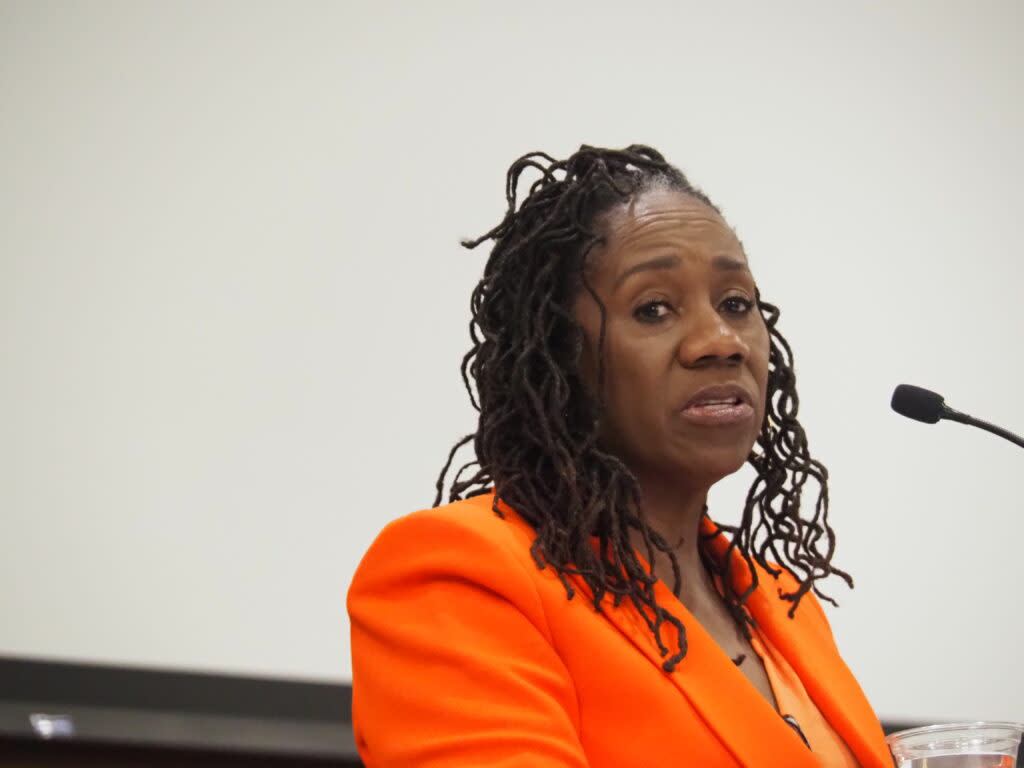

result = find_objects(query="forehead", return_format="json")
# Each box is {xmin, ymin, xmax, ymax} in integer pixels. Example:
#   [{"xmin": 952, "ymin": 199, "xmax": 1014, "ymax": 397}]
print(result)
[{"xmin": 596, "ymin": 188, "xmax": 745, "ymax": 264}]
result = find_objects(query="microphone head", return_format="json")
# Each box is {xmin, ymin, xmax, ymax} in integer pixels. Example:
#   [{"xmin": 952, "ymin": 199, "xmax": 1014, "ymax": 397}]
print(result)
[{"xmin": 891, "ymin": 384, "xmax": 946, "ymax": 424}]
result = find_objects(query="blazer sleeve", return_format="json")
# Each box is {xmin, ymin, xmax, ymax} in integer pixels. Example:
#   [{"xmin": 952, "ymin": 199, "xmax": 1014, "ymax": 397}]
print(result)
[{"xmin": 347, "ymin": 509, "xmax": 590, "ymax": 768}]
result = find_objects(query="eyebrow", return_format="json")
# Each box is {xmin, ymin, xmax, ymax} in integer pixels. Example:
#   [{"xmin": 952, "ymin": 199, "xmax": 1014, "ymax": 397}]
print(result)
[
  {"xmin": 613, "ymin": 253, "xmax": 749, "ymax": 289},
  {"xmin": 712, "ymin": 255, "xmax": 749, "ymax": 271},
  {"xmin": 613, "ymin": 255, "xmax": 681, "ymax": 289}
]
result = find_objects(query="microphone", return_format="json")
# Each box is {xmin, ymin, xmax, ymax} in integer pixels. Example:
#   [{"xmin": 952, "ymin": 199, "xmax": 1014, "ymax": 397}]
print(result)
[{"xmin": 891, "ymin": 384, "xmax": 1024, "ymax": 450}]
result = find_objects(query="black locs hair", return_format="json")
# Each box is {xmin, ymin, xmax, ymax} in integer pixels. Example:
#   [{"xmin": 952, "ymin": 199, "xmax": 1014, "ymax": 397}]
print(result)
[{"xmin": 435, "ymin": 144, "xmax": 852, "ymax": 672}]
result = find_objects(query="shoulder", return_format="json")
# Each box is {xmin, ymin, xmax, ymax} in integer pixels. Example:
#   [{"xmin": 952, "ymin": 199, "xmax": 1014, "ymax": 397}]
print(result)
[
  {"xmin": 356, "ymin": 493, "xmax": 537, "ymax": 570},
  {"xmin": 347, "ymin": 496, "xmax": 589, "ymax": 766},
  {"xmin": 347, "ymin": 493, "xmax": 548, "ymax": 616}
]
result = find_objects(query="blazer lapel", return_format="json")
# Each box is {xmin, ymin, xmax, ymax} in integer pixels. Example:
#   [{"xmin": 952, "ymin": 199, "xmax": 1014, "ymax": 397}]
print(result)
[
  {"xmin": 744, "ymin": 577, "xmax": 891, "ymax": 768},
  {"xmin": 494, "ymin": 497, "xmax": 888, "ymax": 767},
  {"xmin": 578, "ymin": 567, "xmax": 821, "ymax": 768},
  {"xmin": 701, "ymin": 521, "xmax": 892, "ymax": 768}
]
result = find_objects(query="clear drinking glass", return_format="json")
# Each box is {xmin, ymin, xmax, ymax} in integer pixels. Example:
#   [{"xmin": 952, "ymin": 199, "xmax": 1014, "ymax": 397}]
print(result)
[{"xmin": 887, "ymin": 722, "xmax": 1024, "ymax": 768}]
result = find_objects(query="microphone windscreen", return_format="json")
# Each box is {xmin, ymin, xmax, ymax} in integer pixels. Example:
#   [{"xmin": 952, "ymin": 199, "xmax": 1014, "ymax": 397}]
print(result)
[{"xmin": 891, "ymin": 384, "xmax": 946, "ymax": 424}]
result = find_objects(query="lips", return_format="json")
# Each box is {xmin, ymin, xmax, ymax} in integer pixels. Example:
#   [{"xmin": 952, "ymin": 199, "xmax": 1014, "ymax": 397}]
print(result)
[
  {"xmin": 679, "ymin": 384, "xmax": 755, "ymax": 426},
  {"xmin": 682, "ymin": 384, "xmax": 752, "ymax": 410}
]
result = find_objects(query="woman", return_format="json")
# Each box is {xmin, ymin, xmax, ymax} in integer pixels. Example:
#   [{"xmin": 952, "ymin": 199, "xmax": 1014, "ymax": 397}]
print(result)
[{"xmin": 347, "ymin": 145, "xmax": 891, "ymax": 767}]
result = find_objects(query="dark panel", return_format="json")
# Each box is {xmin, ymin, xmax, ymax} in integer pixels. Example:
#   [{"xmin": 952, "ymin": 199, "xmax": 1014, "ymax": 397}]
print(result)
[
  {"xmin": 0, "ymin": 657, "xmax": 349, "ymax": 720},
  {"xmin": 0, "ymin": 656, "xmax": 356, "ymax": 759},
  {"xmin": 0, "ymin": 737, "xmax": 363, "ymax": 767}
]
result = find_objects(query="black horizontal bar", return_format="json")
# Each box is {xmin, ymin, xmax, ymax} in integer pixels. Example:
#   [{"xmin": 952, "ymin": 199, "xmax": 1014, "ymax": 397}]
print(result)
[{"xmin": 0, "ymin": 656, "xmax": 350, "ymax": 722}]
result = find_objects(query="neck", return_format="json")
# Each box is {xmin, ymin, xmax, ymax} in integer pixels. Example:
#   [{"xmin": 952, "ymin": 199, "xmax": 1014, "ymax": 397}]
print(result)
[{"xmin": 627, "ymin": 470, "xmax": 719, "ymax": 605}]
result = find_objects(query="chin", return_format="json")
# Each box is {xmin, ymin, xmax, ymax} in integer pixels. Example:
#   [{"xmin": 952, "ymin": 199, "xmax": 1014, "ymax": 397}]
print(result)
[
  {"xmin": 670, "ymin": 446, "xmax": 753, "ymax": 486},
  {"xmin": 619, "ymin": 433, "xmax": 758, "ymax": 488}
]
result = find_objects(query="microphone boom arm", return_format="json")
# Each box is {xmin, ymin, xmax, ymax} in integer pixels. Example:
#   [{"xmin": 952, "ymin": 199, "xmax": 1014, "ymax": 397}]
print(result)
[{"xmin": 945, "ymin": 407, "xmax": 1024, "ymax": 450}]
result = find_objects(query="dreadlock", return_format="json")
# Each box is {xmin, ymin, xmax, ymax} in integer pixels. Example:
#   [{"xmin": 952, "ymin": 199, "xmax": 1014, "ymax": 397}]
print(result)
[{"xmin": 434, "ymin": 144, "xmax": 852, "ymax": 673}]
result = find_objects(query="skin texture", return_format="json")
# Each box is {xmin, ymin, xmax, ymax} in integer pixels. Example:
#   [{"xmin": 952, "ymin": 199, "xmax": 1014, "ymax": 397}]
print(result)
[{"xmin": 573, "ymin": 187, "xmax": 776, "ymax": 707}]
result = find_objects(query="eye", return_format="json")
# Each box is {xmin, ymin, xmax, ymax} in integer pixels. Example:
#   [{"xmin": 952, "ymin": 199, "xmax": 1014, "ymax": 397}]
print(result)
[
  {"xmin": 633, "ymin": 299, "xmax": 674, "ymax": 324},
  {"xmin": 721, "ymin": 295, "xmax": 755, "ymax": 315}
]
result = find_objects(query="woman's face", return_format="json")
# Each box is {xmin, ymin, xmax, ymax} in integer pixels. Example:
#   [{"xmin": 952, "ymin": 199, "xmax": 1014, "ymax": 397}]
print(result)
[{"xmin": 572, "ymin": 187, "xmax": 770, "ymax": 488}]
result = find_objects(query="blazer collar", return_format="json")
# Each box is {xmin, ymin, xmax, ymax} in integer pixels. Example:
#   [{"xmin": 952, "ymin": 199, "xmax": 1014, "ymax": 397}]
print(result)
[
  {"xmin": 581, "ymin": 517, "xmax": 890, "ymax": 768},
  {"xmin": 584, "ymin": 564, "xmax": 820, "ymax": 767},
  {"xmin": 487, "ymin": 494, "xmax": 889, "ymax": 767}
]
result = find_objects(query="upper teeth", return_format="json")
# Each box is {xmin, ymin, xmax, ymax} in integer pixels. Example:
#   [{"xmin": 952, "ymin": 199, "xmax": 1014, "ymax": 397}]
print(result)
[{"xmin": 698, "ymin": 398, "xmax": 738, "ymax": 405}]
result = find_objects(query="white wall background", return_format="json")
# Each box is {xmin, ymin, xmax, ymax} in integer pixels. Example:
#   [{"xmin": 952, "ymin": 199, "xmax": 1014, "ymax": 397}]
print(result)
[{"xmin": 2, "ymin": 0, "xmax": 1022, "ymax": 723}]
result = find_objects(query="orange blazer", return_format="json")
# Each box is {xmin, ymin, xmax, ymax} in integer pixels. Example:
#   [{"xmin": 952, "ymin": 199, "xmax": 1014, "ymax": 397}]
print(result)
[{"xmin": 348, "ymin": 494, "xmax": 891, "ymax": 767}]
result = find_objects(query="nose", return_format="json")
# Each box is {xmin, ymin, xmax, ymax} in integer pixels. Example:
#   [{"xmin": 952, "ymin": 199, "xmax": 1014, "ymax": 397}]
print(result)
[{"xmin": 676, "ymin": 304, "xmax": 750, "ymax": 368}]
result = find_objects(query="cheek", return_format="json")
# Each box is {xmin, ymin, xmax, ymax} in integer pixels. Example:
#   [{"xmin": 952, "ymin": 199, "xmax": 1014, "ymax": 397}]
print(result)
[
  {"xmin": 757, "ymin": 333, "xmax": 771, "ymax": 375},
  {"xmin": 603, "ymin": 338, "xmax": 668, "ymax": 429},
  {"xmin": 753, "ymin": 332, "xmax": 771, "ymax": 400}
]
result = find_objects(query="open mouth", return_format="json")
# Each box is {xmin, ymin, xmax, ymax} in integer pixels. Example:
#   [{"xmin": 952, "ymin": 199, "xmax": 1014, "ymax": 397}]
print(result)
[
  {"xmin": 686, "ymin": 397, "xmax": 743, "ymax": 410},
  {"xmin": 679, "ymin": 391, "xmax": 753, "ymax": 425}
]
